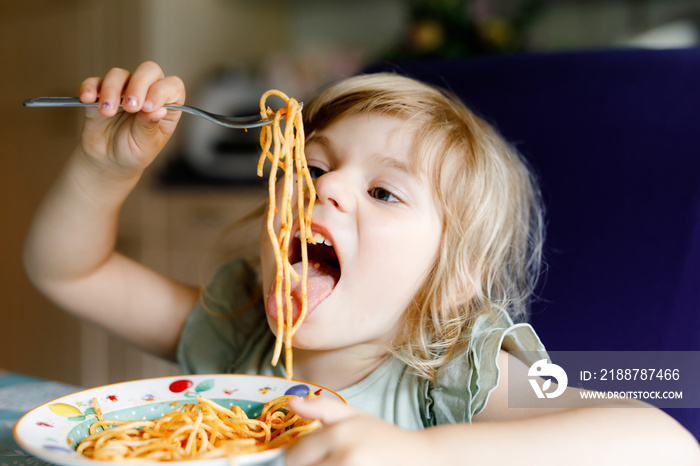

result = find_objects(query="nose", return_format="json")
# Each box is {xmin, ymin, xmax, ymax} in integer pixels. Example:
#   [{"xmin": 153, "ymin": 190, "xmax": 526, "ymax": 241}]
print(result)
[{"xmin": 313, "ymin": 170, "xmax": 355, "ymax": 213}]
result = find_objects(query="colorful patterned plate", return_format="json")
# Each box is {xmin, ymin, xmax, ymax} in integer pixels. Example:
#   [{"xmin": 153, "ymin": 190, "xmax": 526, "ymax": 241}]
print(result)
[{"xmin": 14, "ymin": 374, "xmax": 344, "ymax": 466}]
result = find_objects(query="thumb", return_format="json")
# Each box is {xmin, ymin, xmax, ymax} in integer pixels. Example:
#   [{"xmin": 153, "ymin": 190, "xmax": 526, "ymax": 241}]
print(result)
[
  {"xmin": 133, "ymin": 107, "xmax": 172, "ymax": 136},
  {"xmin": 129, "ymin": 109, "xmax": 180, "ymax": 152},
  {"xmin": 287, "ymin": 397, "xmax": 358, "ymax": 425}
]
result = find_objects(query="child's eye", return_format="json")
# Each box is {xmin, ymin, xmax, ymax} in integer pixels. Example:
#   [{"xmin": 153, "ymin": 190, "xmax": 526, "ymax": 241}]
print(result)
[
  {"xmin": 307, "ymin": 166, "xmax": 326, "ymax": 180},
  {"xmin": 369, "ymin": 187, "xmax": 400, "ymax": 203}
]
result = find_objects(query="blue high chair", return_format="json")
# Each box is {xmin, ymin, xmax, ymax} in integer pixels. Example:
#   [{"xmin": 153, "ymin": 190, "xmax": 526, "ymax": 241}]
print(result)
[{"xmin": 370, "ymin": 47, "xmax": 700, "ymax": 439}]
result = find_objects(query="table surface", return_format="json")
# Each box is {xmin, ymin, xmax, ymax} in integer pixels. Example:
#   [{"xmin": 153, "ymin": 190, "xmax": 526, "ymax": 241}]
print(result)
[{"xmin": 0, "ymin": 370, "xmax": 81, "ymax": 466}]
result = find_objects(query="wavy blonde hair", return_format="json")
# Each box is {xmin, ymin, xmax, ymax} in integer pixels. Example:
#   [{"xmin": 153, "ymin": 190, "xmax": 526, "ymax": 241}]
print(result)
[{"xmin": 303, "ymin": 73, "xmax": 545, "ymax": 381}]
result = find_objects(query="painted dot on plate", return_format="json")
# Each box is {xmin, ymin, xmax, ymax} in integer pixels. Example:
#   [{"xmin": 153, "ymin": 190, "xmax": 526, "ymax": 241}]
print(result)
[
  {"xmin": 285, "ymin": 384, "xmax": 311, "ymax": 397},
  {"xmin": 169, "ymin": 379, "xmax": 193, "ymax": 393}
]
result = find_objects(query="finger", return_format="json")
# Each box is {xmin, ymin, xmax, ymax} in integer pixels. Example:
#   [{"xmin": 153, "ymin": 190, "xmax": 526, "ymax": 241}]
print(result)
[
  {"xmin": 142, "ymin": 75, "xmax": 186, "ymax": 111},
  {"xmin": 121, "ymin": 61, "xmax": 165, "ymax": 113},
  {"xmin": 130, "ymin": 79, "xmax": 184, "ymax": 138},
  {"xmin": 98, "ymin": 67, "xmax": 131, "ymax": 117},
  {"xmin": 79, "ymin": 77, "xmax": 101, "ymax": 104},
  {"xmin": 287, "ymin": 397, "xmax": 357, "ymax": 425},
  {"xmin": 284, "ymin": 428, "xmax": 331, "ymax": 466},
  {"xmin": 141, "ymin": 76, "xmax": 185, "ymax": 126}
]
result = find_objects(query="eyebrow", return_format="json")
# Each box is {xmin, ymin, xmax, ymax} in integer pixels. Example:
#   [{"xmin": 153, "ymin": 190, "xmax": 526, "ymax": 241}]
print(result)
[
  {"xmin": 375, "ymin": 155, "xmax": 416, "ymax": 178},
  {"xmin": 305, "ymin": 134, "xmax": 336, "ymax": 162},
  {"xmin": 307, "ymin": 134, "xmax": 419, "ymax": 179}
]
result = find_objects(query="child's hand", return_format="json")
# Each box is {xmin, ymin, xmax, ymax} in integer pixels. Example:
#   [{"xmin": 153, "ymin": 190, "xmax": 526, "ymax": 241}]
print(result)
[
  {"xmin": 77, "ymin": 61, "xmax": 185, "ymax": 176},
  {"xmin": 285, "ymin": 397, "xmax": 431, "ymax": 466}
]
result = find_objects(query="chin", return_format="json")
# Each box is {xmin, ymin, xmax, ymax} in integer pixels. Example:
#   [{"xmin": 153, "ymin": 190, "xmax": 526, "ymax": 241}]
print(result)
[
  {"xmin": 264, "ymin": 306, "xmax": 331, "ymax": 351},
  {"xmin": 288, "ymin": 334, "xmax": 316, "ymax": 350}
]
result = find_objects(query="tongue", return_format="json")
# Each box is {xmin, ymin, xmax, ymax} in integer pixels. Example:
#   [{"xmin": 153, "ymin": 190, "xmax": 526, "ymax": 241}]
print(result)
[{"xmin": 266, "ymin": 260, "xmax": 339, "ymax": 325}]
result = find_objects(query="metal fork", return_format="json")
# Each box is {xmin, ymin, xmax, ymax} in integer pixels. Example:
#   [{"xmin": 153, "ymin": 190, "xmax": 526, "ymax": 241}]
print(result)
[{"xmin": 22, "ymin": 96, "xmax": 300, "ymax": 129}]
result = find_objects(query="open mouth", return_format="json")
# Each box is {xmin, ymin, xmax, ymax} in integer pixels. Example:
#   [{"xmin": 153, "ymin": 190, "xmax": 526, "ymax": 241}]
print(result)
[
  {"xmin": 290, "ymin": 229, "xmax": 341, "ymax": 273},
  {"xmin": 266, "ymin": 226, "xmax": 341, "ymax": 324}
]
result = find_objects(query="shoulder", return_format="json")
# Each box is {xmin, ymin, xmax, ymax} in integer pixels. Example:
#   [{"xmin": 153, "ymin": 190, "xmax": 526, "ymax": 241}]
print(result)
[
  {"xmin": 200, "ymin": 259, "xmax": 260, "ymax": 310},
  {"xmin": 177, "ymin": 259, "xmax": 268, "ymax": 374},
  {"xmin": 470, "ymin": 349, "xmax": 530, "ymax": 422},
  {"xmin": 428, "ymin": 309, "xmax": 547, "ymax": 424}
]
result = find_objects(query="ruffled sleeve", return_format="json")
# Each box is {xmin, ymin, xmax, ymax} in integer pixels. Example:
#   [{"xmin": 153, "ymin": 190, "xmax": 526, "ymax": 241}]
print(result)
[
  {"xmin": 177, "ymin": 259, "xmax": 271, "ymax": 375},
  {"xmin": 424, "ymin": 308, "xmax": 548, "ymax": 425}
]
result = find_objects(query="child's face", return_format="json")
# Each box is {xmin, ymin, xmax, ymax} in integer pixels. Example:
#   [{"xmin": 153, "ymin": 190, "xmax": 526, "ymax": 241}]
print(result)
[{"xmin": 260, "ymin": 112, "xmax": 443, "ymax": 355}]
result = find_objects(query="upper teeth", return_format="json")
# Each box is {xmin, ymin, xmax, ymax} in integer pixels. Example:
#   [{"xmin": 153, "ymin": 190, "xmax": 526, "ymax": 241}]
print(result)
[
  {"xmin": 313, "ymin": 232, "xmax": 332, "ymax": 246},
  {"xmin": 295, "ymin": 230, "xmax": 333, "ymax": 246}
]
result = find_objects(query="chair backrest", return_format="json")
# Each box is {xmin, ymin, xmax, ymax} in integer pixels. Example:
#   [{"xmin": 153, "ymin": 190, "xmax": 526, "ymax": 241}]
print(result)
[{"xmin": 369, "ymin": 47, "xmax": 700, "ymax": 438}]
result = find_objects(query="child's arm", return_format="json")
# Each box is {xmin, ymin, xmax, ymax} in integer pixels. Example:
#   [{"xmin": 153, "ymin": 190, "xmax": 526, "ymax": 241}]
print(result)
[
  {"xmin": 285, "ymin": 354, "xmax": 700, "ymax": 465},
  {"xmin": 23, "ymin": 62, "xmax": 199, "ymax": 360}
]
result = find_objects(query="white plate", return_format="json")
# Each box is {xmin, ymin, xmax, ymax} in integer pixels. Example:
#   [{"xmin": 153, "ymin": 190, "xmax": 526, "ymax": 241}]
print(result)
[{"xmin": 14, "ymin": 374, "xmax": 344, "ymax": 466}]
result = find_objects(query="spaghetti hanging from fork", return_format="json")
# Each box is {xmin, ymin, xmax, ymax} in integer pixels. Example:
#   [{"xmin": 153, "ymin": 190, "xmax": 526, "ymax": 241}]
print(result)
[{"xmin": 257, "ymin": 90, "xmax": 316, "ymax": 381}]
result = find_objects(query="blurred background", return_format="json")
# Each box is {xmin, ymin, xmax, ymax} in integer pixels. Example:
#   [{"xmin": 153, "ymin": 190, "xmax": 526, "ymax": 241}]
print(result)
[{"xmin": 2, "ymin": 0, "xmax": 699, "ymax": 388}]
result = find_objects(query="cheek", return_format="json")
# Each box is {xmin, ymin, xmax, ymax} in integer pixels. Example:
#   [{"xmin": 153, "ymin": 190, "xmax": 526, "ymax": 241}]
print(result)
[
  {"xmin": 377, "ymin": 213, "xmax": 441, "ymax": 268},
  {"xmin": 360, "ymin": 225, "xmax": 440, "ymax": 305}
]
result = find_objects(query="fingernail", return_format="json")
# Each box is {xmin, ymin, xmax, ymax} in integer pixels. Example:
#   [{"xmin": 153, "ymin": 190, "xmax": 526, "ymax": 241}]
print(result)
[
  {"xmin": 142, "ymin": 100, "xmax": 154, "ymax": 112},
  {"xmin": 101, "ymin": 101, "xmax": 112, "ymax": 109},
  {"xmin": 124, "ymin": 96, "xmax": 138, "ymax": 107}
]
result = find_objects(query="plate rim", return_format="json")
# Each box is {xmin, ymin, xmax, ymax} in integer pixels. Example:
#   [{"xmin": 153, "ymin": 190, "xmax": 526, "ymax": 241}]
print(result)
[{"xmin": 13, "ymin": 373, "xmax": 344, "ymax": 466}]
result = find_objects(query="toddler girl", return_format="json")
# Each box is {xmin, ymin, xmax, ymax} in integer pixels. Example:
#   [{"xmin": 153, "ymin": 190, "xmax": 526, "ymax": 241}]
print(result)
[{"xmin": 24, "ymin": 61, "xmax": 699, "ymax": 465}]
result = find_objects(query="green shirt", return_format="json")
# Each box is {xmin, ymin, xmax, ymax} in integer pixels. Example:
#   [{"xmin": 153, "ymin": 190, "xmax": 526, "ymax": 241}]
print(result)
[{"xmin": 177, "ymin": 260, "xmax": 547, "ymax": 429}]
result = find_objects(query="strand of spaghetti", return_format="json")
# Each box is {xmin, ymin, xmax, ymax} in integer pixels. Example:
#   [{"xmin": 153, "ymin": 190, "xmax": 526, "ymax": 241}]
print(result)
[
  {"xmin": 260, "ymin": 91, "xmax": 289, "ymax": 372},
  {"xmin": 271, "ymin": 412, "xmax": 302, "ymax": 430},
  {"xmin": 92, "ymin": 397, "xmax": 104, "ymax": 422},
  {"xmin": 76, "ymin": 395, "xmax": 320, "ymax": 461},
  {"xmin": 258, "ymin": 90, "xmax": 315, "ymax": 380},
  {"xmin": 291, "ymin": 107, "xmax": 314, "ymax": 336},
  {"xmin": 196, "ymin": 396, "xmax": 271, "ymax": 442},
  {"xmin": 260, "ymin": 395, "xmax": 297, "ymax": 421},
  {"xmin": 262, "ymin": 108, "xmax": 285, "ymax": 368},
  {"xmin": 87, "ymin": 419, "xmax": 131, "ymax": 435},
  {"xmin": 268, "ymin": 419, "xmax": 322, "ymax": 445},
  {"xmin": 257, "ymin": 116, "xmax": 273, "ymax": 175},
  {"xmin": 77, "ymin": 421, "xmax": 154, "ymax": 453},
  {"xmin": 281, "ymin": 115, "xmax": 295, "ymax": 377},
  {"xmin": 183, "ymin": 411, "xmax": 203, "ymax": 456},
  {"xmin": 278, "ymin": 100, "xmax": 300, "ymax": 378}
]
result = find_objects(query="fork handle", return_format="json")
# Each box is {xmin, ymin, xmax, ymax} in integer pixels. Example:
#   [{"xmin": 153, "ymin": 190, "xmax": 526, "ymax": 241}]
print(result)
[
  {"xmin": 24, "ymin": 97, "xmax": 94, "ymax": 107},
  {"xmin": 23, "ymin": 97, "xmax": 197, "ymax": 120},
  {"xmin": 23, "ymin": 96, "xmax": 185, "ymax": 110}
]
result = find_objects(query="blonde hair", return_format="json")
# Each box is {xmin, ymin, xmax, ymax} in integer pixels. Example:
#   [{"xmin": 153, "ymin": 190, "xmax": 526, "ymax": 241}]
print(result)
[{"xmin": 304, "ymin": 73, "xmax": 545, "ymax": 381}]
